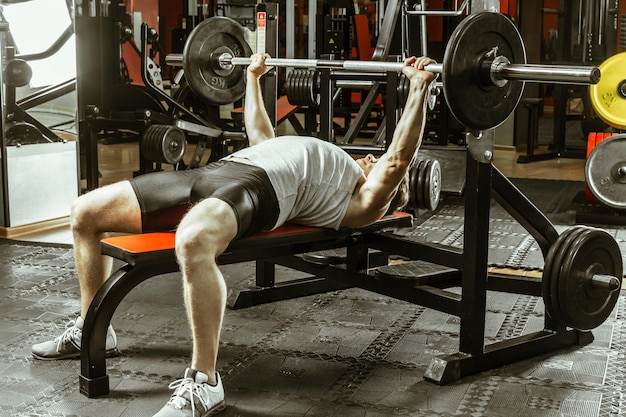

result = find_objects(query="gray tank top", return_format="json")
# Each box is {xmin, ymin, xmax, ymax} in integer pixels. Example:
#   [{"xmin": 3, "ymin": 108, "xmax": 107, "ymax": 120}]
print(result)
[{"xmin": 226, "ymin": 136, "xmax": 364, "ymax": 229}]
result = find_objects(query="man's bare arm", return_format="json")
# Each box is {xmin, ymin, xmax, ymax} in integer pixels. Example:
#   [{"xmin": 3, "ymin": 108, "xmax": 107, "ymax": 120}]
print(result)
[
  {"xmin": 342, "ymin": 57, "xmax": 436, "ymax": 227},
  {"xmin": 244, "ymin": 53, "xmax": 275, "ymax": 146}
]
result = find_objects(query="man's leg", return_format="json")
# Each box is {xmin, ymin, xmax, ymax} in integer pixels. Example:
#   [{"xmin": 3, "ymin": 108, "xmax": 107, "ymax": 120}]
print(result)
[
  {"xmin": 32, "ymin": 181, "xmax": 142, "ymax": 360},
  {"xmin": 154, "ymin": 197, "xmax": 237, "ymax": 417},
  {"xmin": 71, "ymin": 181, "xmax": 143, "ymax": 316}
]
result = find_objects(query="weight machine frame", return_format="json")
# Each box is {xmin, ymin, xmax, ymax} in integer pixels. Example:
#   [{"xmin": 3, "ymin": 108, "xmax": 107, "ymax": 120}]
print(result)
[{"xmin": 75, "ymin": 1, "xmax": 241, "ymax": 191}]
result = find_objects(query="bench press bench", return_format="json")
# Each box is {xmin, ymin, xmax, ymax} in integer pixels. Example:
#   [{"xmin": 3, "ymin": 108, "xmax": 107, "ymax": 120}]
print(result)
[
  {"xmin": 79, "ymin": 158, "xmax": 608, "ymax": 399},
  {"xmin": 79, "ymin": 211, "xmax": 413, "ymax": 397}
]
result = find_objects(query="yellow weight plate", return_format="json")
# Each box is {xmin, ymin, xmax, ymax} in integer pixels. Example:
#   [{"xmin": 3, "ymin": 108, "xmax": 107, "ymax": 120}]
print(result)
[{"xmin": 589, "ymin": 51, "xmax": 626, "ymax": 129}]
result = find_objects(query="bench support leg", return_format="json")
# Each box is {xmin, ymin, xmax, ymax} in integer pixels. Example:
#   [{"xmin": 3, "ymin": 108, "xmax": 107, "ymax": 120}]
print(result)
[
  {"xmin": 227, "ymin": 249, "xmax": 382, "ymax": 310},
  {"xmin": 80, "ymin": 260, "xmax": 179, "ymax": 397},
  {"xmin": 226, "ymin": 270, "xmax": 349, "ymax": 310},
  {"xmin": 424, "ymin": 328, "xmax": 593, "ymax": 384}
]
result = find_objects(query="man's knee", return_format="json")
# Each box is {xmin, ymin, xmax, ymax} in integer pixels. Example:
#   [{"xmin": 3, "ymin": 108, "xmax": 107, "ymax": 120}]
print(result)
[
  {"xmin": 71, "ymin": 181, "xmax": 141, "ymax": 236},
  {"xmin": 175, "ymin": 199, "xmax": 237, "ymax": 262},
  {"xmin": 70, "ymin": 194, "xmax": 96, "ymax": 234}
]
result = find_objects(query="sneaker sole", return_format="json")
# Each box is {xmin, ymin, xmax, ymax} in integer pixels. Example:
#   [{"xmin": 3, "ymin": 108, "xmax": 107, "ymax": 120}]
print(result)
[
  {"xmin": 32, "ymin": 348, "xmax": 120, "ymax": 361},
  {"xmin": 204, "ymin": 400, "xmax": 226, "ymax": 416}
]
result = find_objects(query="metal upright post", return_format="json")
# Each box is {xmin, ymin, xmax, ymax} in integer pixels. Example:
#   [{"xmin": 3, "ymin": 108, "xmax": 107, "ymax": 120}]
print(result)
[
  {"xmin": 459, "ymin": 153, "xmax": 491, "ymax": 355},
  {"xmin": 256, "ymin": 3, "xmax": 279, "ymax": 130},
  {"xmin": 318, "ymin": 68, "xmax": 333, "ymax": 141}
]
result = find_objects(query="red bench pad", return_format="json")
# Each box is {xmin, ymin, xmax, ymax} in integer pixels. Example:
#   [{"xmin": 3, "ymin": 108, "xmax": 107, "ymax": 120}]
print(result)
[{"xmin": 101, "ymin": 211, "xmax": 412, "ymax": 265}]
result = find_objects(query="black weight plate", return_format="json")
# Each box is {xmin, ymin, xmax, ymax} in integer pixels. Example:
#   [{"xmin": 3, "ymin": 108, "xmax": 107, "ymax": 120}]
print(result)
[
  {"xmin": 297, "ymin": 69, "xmax": 306, "ymax": 106},
  {"xmin": 408, "ymin": 162, "xmax": 415, "ymax": 207},
  {"xmin": 442, "ymin": 12, "xmax": 526, "ymax": 130},
  {"xmin": 183, "ymin": 17, "xmax": 252, "ymax": 105},
  {"xmin": 541, "ymin": 234, "xmax": 559, "ymax": 322},
  {"xmin": 551, "ymin": 227, "xmax": 590, "ymax": 323},
  {"xmin": 397, "ymin": 74, "xmax": 409, "ymax": 107},
  {"xmin": 548, "ymin": 227, "xmax": 587, "ymax": 324},
  {"xmin": 555, "ymin": 228, "xmax": 594, "ymax": 328},
  {"xmin": 291, "ymin": 69, "xmax": 303, "ymax": 105},
  {"xmin": 285, "ymin": 70, "xmax": 296, "ymax": 105},
  {"xmin": 171, "ymin": 82, "xmax": 214, "ymax": 123},
  {"xmin": 141, "ymin": 124, "xmax": 164, "ymax": 163},
  {"xmin": 543, "ymin": 227, "xmax": 576, "ymax": 323},
  {"xmin": 416, "ymin": 159, "xmax": 430, "ymax": 210},
  {"xmin": 409, "ymin": 159, "xmax": 422, "ymax": 208},
  {"xmin": 559, "ymin": 228, "xmax": 623, "ymax": 330}
]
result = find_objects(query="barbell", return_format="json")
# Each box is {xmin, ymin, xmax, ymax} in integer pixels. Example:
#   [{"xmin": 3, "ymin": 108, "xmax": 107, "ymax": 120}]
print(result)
[{"xmin": 170, "ymin": 12, "xmax": 601, "ymax": 130}]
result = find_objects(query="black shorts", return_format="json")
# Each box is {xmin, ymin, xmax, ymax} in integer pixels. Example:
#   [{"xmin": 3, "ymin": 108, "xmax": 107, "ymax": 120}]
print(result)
[{"xmin": 129, "ymin": 161, "xmax": 279, "ymax": 239}]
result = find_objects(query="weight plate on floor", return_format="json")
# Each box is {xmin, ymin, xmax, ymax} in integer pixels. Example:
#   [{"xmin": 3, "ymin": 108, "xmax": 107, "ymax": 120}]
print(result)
[
  {"xmin": 585, "ymin": 134, "xmax": 626, "ymax": 210},
  {"xmin": 558, "ymin": 228, "xmax": 622, "ymax": 330},
  {"xmin": 589, "ymin": 51, "xmax": 626, "ymax": 129},
  {"xmin": 183, "ymin": 17, "xmax": 252, "ymax": 105},
  {"xmin": 544, "ymin": 227, "xmax": 582, "ymax": 323},
  {"xmin": 541, "ymin": 227, "xmax": 561, "ymax": 322},
  {"xmin": 442, "ymin": 12, "xmax": 526, "ymax": 130}
]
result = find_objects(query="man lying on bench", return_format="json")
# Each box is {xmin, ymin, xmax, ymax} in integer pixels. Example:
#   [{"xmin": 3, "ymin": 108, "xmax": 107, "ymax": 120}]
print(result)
[{"xmin": 31, "ymin": 53, "xmax": 436, "ymax": 417}]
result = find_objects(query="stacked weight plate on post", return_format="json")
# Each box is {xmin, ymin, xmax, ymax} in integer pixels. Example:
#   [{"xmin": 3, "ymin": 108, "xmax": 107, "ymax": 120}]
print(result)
[
  {"xmin": 141, "ymin": 124, "xmax": 187, "ymax": 165},
  {"xmin": 285, "ymin": 69, "xmax": 319, "ymax": 106},
  {"xmin": 409, "ymin": 158, "xmax": 441, "ymax": 212},
  {"xmin": 542, "ymin": 225, "xmax": 622, "ymax": 331}
]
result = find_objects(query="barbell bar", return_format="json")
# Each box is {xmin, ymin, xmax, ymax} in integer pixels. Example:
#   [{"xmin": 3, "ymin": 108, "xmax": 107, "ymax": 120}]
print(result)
[
  {"xmin": 217, "ymin": 55, "xmax": 600, "ymax": 87},
  {"xmin": 167, "ymin": 53, "xmax": 599, "ymax": 87}
]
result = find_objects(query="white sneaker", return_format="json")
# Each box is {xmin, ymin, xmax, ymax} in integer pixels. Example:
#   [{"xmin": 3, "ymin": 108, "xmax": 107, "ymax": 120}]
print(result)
[
  {"xmin": 154, "ymin": 368, "xmax": 226, "ymax": 417},
  {"xmin": 31, "ymin": 316, "xmax": 118, "ymax": 360}
]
